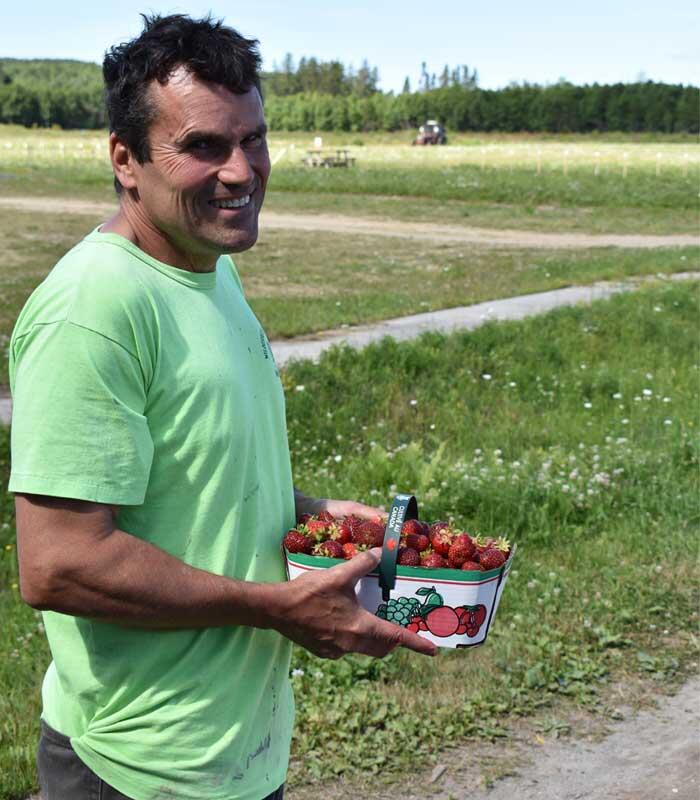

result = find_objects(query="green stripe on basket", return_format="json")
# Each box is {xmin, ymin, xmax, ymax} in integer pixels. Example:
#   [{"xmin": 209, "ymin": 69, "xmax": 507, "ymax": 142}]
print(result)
[{"xmin": 285, "ymin": 550, "xmax": 504, "ymax": 581}]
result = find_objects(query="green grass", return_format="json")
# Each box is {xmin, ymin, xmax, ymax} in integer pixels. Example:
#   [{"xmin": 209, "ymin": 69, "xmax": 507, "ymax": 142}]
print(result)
[
  {"xmin": 264, "ymin": 190, "xmax": 700, "ymax": 235},
  {"xmin": 0, "ymin": 207, "xmax": 697, "ymax": 389},
  {"xmin": 1, "ymin": 124, "xmax": 698, "ymax": 234},
  {"xmin": 1, "ymin": 282, "xmax": 698, "ymax": 797},
  {"xmin": 268, "ymin": 163, "xmax": 698, "ymax": 210}
]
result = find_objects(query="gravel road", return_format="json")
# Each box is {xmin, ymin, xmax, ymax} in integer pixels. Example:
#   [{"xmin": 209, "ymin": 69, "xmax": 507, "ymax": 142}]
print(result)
[{"xmin": 1, "ymin": 196, "xmax": 698, "ymax": 249}]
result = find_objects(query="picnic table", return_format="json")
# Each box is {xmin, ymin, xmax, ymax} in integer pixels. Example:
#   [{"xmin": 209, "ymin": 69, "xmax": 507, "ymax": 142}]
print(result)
[{"xmin": 302, "ymin": 148, "xmax": 356, "ymax": 168}]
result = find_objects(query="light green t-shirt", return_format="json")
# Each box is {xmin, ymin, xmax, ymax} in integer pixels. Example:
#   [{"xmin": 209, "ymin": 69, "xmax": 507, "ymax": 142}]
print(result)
[{"xmin": 9, "ymin": 228, "xmax": 296, "ymax": 800}]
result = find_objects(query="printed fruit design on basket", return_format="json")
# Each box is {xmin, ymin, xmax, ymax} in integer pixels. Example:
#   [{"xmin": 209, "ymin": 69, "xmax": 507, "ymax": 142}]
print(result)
[
  {"xmin": 376, "ymin": 587, "xmax": 488, "ymax": 638},
  {"xmin": 282, "ymin": 511, "xmax": 512, "ymax": 571}
]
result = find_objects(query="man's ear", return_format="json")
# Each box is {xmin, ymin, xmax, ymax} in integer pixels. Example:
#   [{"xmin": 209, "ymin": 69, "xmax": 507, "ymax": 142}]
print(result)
[{"xmin": 109, "ymin": 133, "xmax": 138, "ymax": 190}]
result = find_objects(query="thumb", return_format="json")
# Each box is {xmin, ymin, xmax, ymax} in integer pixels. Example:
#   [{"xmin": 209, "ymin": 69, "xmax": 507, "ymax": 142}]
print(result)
[{"xmin": 330, "ymin": 547, "xmax": 382, "ymax": 586}]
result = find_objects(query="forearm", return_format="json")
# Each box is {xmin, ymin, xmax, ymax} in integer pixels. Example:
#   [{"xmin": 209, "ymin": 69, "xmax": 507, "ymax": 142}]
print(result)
[
  {"xmin": 28, "ymin": 525, "xmax": 286, "ymax": 631},
  {"xmin": 294, "ymin": 487, "xmax": 322, "ymax": 519}
]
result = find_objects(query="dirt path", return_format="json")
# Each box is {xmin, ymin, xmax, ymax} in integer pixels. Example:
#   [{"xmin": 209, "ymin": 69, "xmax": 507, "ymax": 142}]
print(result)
[
  {"xmin": 1, "ymin": 196, "xmax": 698, "ymax": 250},
  {"xmin": 23, "ymin": 677, "xmax": 699, "ymax": 800},
  {"xmin": 289, "ymin": 677, "xmax": 700, "ymax": 800}
]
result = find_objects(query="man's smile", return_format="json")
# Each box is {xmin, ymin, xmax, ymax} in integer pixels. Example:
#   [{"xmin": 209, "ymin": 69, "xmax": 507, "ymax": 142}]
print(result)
[{"xmin": 209, "ymin": 194, "xmax": 252, "ymax": 209}]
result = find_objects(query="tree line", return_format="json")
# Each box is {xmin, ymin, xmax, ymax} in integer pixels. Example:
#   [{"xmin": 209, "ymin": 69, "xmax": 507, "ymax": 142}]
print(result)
[{"xmin": 0, "ymin": 58, "xmax": 697, "ymax": 133}]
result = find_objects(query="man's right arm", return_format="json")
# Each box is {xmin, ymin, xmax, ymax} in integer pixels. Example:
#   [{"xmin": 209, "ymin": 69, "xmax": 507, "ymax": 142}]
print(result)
[{"xmin": 15, "ymin": 494, "xmax": 437, "ymax": 660}]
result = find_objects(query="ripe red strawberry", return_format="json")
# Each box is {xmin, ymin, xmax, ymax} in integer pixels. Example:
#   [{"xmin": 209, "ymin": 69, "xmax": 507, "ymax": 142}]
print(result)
[
  {"xmin": 353, "ymin": 520, "xmax": 385, "ymax": 548},
  {"xmin": 306, "ymin": 519, "xmax": 333, "ymax": 541},
  {"xmin": 403, "ymin": 532, "xmax": 430, "ymax": 552},
  {"xmin": 283, "ymin": 529, "xmax": 312, "ymax": 554},
  {"xmin": 338, "ymin": 514, "xmax": 363, "ymax": 540},
  {"xmin": 495, "ymin": 536, "xmax": 511, "ymax": 560},
  {"xmin": 453, "ymin": 533, "xmax": 475, "ymax": 554},
  {"xmin": 461, "ymin": 561, "xmax": 484, "ymax": 572},
  {"xmin": 297, "ymin": 513, "xmax": 313, "ymax": 525},
  {"xmin": 448, "ymin": 539, "xmax": 476, "ymax": 569},
  {"xmin": 429, "ymin": 523, "xmax": 454, "ymax": 556},
  {"xmin": 479, "ymin": 548, "xmax": 506, "ymax": 570},
  {"xmin": 342, "ymin": 542, "xmax": 361, "ymax": 559},
  {"xmin": 328, "ymin": 524, "xmax": 352, "ymax": 545},
  {"xmin": 401, "ymin": 519, "xmax": 425, "ymax": 538},
  {"xmin": 473, "ymin": 535, "xmax": 495, "ymax": 554},
  {"xmin": 421, "ymin": 552, "xmax": 448, "ymax": 569},
  {"xmin": 313, "ymin": 540, "xmax": 344, "ymax": 559},
  {"xmin": 429, "ymin": 521, "xmax": 450, "ymax": 536},
  {"xmin": 317, "ymin": 510, "xmax": 336, "ymax": 523},
  {"xmin": 397, "ymin": 547, "xmax": 421, "ymax": 566}
]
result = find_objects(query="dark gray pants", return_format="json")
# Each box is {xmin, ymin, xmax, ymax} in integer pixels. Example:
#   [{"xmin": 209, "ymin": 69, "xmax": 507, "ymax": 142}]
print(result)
[{"xmin": 37, "ymin": 720, "xmax": 284, "ymax": 800}]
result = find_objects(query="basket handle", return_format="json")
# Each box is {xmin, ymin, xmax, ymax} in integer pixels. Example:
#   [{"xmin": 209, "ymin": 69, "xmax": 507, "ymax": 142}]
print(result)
[{"xmin": 379, "ymin": 494, "xmax": 419, "ymax": 601}]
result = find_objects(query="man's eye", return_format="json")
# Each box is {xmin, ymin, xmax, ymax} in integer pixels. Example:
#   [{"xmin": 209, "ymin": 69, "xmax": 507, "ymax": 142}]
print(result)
[
  {"xmin": 190, "ymin": 140, "xmax": 212, "ymax": 150},
  {"xmin": 244, "ymin": 134, "xmax": 264, "ymax": 147}
]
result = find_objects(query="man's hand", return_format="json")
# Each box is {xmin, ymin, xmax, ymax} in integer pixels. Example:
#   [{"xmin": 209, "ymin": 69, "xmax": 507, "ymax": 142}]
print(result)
[
  {"xmin": 294, "ymin": 489, "xmax": 386, "ymax": 522},
  {"xmin": 270, "ymin": 548, "xmax": 437, "ymax": 659}
]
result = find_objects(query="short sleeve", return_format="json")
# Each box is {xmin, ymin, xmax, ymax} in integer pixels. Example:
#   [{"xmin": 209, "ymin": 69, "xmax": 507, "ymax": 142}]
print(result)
[{"xmin": 9, "ymin": 320, "xmax": 154, "ymax": 505}]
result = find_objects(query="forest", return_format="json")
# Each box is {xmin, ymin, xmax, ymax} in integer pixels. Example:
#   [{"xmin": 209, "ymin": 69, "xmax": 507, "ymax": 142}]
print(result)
[{"xmin": 0, "ymin": 56, "xmax": 697, "ymax": 133}]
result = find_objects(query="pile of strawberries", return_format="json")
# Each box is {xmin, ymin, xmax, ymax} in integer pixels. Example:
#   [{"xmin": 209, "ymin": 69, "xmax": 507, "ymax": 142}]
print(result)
[{"xmin": 283, "ymin": 511, "xmax": 511, "ymax": 572}]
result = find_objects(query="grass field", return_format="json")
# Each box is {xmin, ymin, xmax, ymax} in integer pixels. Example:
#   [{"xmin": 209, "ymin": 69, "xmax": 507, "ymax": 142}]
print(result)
[
  {"xmin": 0, "ymin": 122, "xmax": 698, "ymax": 797},
  {"xmin": 1, "ymin": 126, "xmax": 698, "ymax": 234},
  {"xmin": 1, "ymin": 282, "xmax": 698, "ymax": 797},
  {"xmin": 0, "ymin": 206, "xmax": 696, "ymax": 389}
]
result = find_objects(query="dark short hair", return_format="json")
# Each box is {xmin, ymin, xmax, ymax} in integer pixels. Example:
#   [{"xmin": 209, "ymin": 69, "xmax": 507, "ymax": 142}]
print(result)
[{"xmin": 103, "ymin": 14, "xmax": 262, "ymax": 191}]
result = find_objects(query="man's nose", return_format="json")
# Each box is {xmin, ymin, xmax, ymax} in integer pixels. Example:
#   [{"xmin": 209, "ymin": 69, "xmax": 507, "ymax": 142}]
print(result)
[{"xmin": 218, "ymin": 146, "xmax": 255, "ymax": 186}]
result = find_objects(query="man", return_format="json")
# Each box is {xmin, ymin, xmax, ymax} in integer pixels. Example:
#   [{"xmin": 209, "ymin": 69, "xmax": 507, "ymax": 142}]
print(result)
[{"xmin": 9, "ymin": 14, "xmax": 435, "ymax": 800}]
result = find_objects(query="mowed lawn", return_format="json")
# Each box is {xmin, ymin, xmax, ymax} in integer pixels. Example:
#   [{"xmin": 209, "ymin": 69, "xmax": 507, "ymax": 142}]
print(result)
[{"xmin": 1, "ymin": 281, "xmax": 698, "ymax": 798}]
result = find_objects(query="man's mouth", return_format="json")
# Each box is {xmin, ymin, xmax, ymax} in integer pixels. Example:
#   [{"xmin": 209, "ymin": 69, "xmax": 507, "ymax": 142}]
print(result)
[{"xmin": 210, "ymin": 194, "xmax": 251, "ymax": 209}]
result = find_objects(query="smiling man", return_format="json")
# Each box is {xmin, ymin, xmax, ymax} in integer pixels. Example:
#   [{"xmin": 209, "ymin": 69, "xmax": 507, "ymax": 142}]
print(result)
[{"xmin": 8, "ymin": 14, "xmax": 435, "ymax": 800}]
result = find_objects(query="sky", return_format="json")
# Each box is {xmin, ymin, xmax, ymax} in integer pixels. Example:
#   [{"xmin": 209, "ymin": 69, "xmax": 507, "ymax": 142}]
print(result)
[{"xmin": 1, "ymin": 0, "xmax": 698, "ymax": 92}]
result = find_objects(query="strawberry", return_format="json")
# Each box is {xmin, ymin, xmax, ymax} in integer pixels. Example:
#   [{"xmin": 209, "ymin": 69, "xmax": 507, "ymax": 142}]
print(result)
[
  {"xmin": 317, "ymin": 510, "xmax": 336, "ymax": 523},
  {"xmin": 283, "ymin": 530, "xmax": 312, "ymax": 554},
  {"xmin": 495, "ymin": 536, "xmax": 511, "ymax": 560},
  {"xmin": 461, "ymin": 561, "xmax": 484, "ymax": 572},
  {"xmin": 328, "ymin": 524, "xmax": 352, "ymax": 545},
  {"xmin": 473, "ymin": 535, "xmax": 495, "ymax": 554},
  {"xmin": 338, "ymin": 514, "xmax": 363, "ymax": 540},
  {"xmin": 397, "ymin": 547, "xmax": 421, "ymax": 566},
  {"xmin": 448, "ymin": 536, "xmax": 476, "ymax": 568},
  {"xmin": 403, "ymin": 532, "xmax": 430, "ymax": 552},
  {"xmin": 421, "ymin": 552, "xmax": 448, "ymax": 569},
  {"xmin": 401, "ymin": 519, "xmax": 425, "ymax": 538},
  {"xmin": 453, "ymin": 532, "xmax": 476, "ymax": 554},
  {"xmin": 297, "ymin": 513, "xmax": 313, "ymax": 525},
  {"xmin": 313, "ymin": 540, "xmax": 344, "ymax": 559},
  {"xmin": 429, "ymin": 523, "xmax": 455, "ymax": 556},
  {"xmin": 429, "ymin": 521, "xmax": 450, "ymax": 537},
  {"xmin": 353, "ymin": 520, "xmax": 385, "ymax": 548},
  {"xmin": 479, "ymin": 548, "xmax": 506, "ymax": 570},
  {"xmin": 305, "ymin": 518, "xmax": 333, "ymax": 541},
  {"xmin": 342, "ymin": 542, "xmax": 361, "ymax": 559}
]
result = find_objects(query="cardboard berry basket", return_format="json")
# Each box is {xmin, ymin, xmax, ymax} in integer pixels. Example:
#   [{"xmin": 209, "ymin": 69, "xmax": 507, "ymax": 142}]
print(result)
[{"xmin": 284, "ymin": 494, "xmax": 515, "ymax": 649}]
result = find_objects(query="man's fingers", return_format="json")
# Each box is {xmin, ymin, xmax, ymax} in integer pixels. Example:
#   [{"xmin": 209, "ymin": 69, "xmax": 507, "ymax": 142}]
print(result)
[
  {"xmin": 329, "ymin": 547, "xmax": 382, "ymax": 585},
  {"xmin": 370, "ymin": 614, "xmax": 438, "ymax": 657}
]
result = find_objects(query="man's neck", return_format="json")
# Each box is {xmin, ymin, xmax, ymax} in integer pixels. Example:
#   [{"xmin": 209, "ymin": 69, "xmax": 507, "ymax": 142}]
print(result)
[{"xmin": 100, "ymin": 203, "xmax": 217, "ymax": 274}]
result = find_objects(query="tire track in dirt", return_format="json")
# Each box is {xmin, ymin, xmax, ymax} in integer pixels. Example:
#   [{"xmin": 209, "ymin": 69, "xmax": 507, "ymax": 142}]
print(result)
[{"xmin": 1, "ymin": 196, "xmax": 698, "ymax": 250}]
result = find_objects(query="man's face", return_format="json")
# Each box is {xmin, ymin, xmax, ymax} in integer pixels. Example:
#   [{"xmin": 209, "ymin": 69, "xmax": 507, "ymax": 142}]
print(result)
[{"xmin": 129, "ymin": 69, "xmax": 270, "ymax": 265}]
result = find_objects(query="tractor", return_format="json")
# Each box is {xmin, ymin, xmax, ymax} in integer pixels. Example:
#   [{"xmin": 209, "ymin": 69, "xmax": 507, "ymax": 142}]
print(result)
[{"xmin": 413, "ymin": 120, "xmax": 447, "ymax": 145}]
